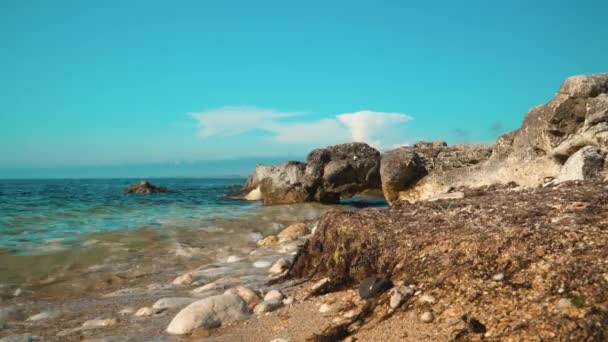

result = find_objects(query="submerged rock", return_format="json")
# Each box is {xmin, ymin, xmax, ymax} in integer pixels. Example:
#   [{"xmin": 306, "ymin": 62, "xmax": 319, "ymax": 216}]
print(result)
[
  {"xmin": 123, "ymin": 180, "xmax": 172, "ymax": 194},
  {"xmin": 166, "ymin": 294, "xmax": 250, "ymax": 335}
]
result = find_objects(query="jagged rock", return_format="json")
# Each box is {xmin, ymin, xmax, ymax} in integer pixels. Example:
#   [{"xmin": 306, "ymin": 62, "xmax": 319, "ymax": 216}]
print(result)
[
  {"xmin": 243, "ymin": 143, "xmax": 381, "ymax": 205},
  {"xmin": 380, "ymin": 142, "xmax": 492, "ymax": 204},
  {"xmin": 123, "ymin": 181, "xmax": 172, "ymax": 194},
  {"xmin": 556, "ymin": 146, "xmax": 607, "ymax": 182}
]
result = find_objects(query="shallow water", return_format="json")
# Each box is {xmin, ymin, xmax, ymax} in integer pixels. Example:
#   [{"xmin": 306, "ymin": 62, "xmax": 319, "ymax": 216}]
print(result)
[{"xmin": 0, "ymin": 178, "xmax": 387, "ymax": 296}]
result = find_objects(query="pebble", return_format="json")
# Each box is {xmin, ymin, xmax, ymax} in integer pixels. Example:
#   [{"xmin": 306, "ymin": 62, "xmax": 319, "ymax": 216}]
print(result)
[
  {"xmin": 118, "ymin": 307, "xmax": 135, "ymax": 315},
  {"xmin": 492, "ymin": 273, "xmax": 505, "ymax": 281},
  {"xmin": 420, "ymin": 311, "xmax": 434, "ymax": 323},
  {"xmin": 319, "ymin": 303, "xmax": 332, "ymax": 313},
  {"xmin": 264, "ymin": 290, "xmax": 285, "ymax": 302},
  {"xmin": 82, "ymin": 318, "xmax": 117, "ymax": 328},
  {"xmin": 226, "ymin": 255, "xmax": 242, "ymax": 263},
  {"xmin": 389, "ymin": 286, "xmax": 415, "ymax": 309},
  {"xmin": 253, "ymin": 260, "xmax": 272, "ymax": 268},
  {"xmin": 27, "ymin": 310, "xmax": 61, "ymax": 321},
  {"xmin": 172, "ymin": 274, "xmax": 194, "ymax": 286},
  {"xmin": 358, "ymin": 277, "xmax": 393, "ymax": 299},
  {"xmin": 270, "ymin": 339, "xmax": 289, "ymax": 342},
  {"xmin": 135, "ymin": 307, "xmax": 155, "ymax": 317},
  {"xmin": 12, "ymin": 289, "xmax": 22, "ymax": 297},
  {"xmin": 282, "ymin": 296, "xmax": 294, "ymax": 305},
  {"xmin": 253, "ymin": 300, "xmax": 283, "ymax": 315},
  {"xmin": 419, "ymin": 294, "xmax": 436, "ymax": 304},
  {"xmin": 269, "ymin": 258, "xmax": 291, "ymax": 274},
  {"xmin": 558, "ymin": 298, "xmax": 573, "ymax": 308}
]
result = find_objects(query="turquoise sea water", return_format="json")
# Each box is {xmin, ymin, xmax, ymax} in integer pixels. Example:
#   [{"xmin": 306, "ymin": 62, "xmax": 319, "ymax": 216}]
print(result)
[{"xmin": 0, "ymin": 178, "xmax": 257, "ymax": 254}]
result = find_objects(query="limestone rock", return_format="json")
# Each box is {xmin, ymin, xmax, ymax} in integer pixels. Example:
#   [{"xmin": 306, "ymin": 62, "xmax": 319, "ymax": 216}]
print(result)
[
  {"xmin": 557, "ymin": 146, "xmax": 607, "ymax": 182},
  {"xmin": 166, "ymin": 294, "xmax": 250, "ymax": 335}
]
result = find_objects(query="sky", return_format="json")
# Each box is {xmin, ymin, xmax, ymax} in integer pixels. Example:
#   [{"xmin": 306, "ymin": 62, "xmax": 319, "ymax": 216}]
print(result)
[{"xmin": 1, "ymin": 0, "xmax": 607, "ymax": 178}]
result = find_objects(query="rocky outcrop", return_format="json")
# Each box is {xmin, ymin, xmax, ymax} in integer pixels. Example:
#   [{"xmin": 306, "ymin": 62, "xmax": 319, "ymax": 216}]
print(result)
[
  {"xmin": 380, "ymin": 142, "xmax": 492, "ymax": 204},
  {"xmin": 390, "ymin": 73, "xmax": 608, "ymax": 203},
  {"xmin": 123, "ymin": 181, "xmax": 172, "ymax": 194},
  {"xmin": 289, "ymin": 180, "xmax": 608, "ymax": 340},
  {"xmin": 243, "ymin": 143, "xmax": 381, "ymax": 205}
]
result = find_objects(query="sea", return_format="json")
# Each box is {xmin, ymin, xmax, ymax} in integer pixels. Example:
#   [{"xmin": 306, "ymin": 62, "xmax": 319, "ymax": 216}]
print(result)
[{"xmin": 0, "ymin": 178, "xmax": 386, "ymax": 297}]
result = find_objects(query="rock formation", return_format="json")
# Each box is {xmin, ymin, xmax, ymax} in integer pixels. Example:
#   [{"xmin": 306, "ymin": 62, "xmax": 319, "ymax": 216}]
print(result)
[
  {"xmin": 123, "ymin": 180, "xmax": 172, "ymax": 194},
  {"xmin": 242, "ymin": 143, "xmax": 381, "ymax": 205},
  {"xmin": 391, "ymin": 73, "xmax": 608, "ymax": 203}
]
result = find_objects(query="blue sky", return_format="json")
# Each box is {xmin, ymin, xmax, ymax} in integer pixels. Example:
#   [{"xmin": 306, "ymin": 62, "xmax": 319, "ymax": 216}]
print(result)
[{"xmin": 1, "ymin": 0, "xmax": 607, "ymax": 178}]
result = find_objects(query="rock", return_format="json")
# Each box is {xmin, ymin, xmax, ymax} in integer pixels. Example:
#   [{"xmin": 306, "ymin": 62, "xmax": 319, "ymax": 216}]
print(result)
[
  {"xmin": 558, "ymin": 298, "xmax": 573, "ymax": 308},
  {"xmin": 269, "ymin": 339, "xmax": 289, "ymax": 342},
  {"xmin": 134, "ymin": 307, "xmax": 155, "ymax": 316},
  {"xmin": 269, "ymin": 258, "xmax": 291, "ymax": 274},
  {"xmin": 257, "ymin": 236, "xmax": 279, "ymax": 247},
  {"xmin": 152, "ymin": 297, "xmax": 196, "ymax": 311},
  {"xmin": 226, "ymin": 255, "xmax": 242, "ymax": 263},
  {"xmin": 283, "ymin": 296, "xmax": 294, "ymax": 305},
  {"xmin": 358, "ymin": 277, "xmax": 393, "ymax": 299},
  {"xmin": 118, "ymin": 307, "xmax": 135, "ymax": 315},
  {"xmin": 319, "ymin": 303, "xmax": 332, "ymax": 313},
  {"xmin": 253, "ymin": 300, "xmax": 283, "ymax": 315},
  {"xmin": 277, "ymin": 223, "xmax": 308, "ymax": 243},
  {"xmin": 556, "ymin": 146, "xmax": 607, "ymax": 182},
  {"xmin": 172, "ymin": 273, "xmax": 193, "ymax": 286},
  {"xmin": 389, "ymin": 286, "xmax": 414, "ymax": 309},
  {"xmin": 381, "ymin": 142, "xmax": 492, "ymax": 204},
  {"xmin": 264, "ymin": 290, "xmax": 285, "ymax": 303},
  {"xmin": 253, "ymin": 260, "xmax": 272, "ymax": 268},
  {"xmin": 419, "ymin": 294, "xmax": 436, "ymax": 304},
  {"xmin": 243, "ymin": 143, "xmax": 382, "ymax": 205},
  {"xmin": 420, "ymin": 311, "xmax": 434, "ymax": 323},
  {"xmin": 492, "ymin": 273, "xmax": 505, "ymax": 281},
  {"xmin": 123, "ymin": 180, "xmax": 172, "ymax": 194},
  {"xmin": 82, "ymin": 318, "xmax": 117, "ymax": 328},
  {"xmin": 0, "ymin": 335, "xmax": 38, "ymax": 342},
  {"xmin": 166, "ymin": 294, "xmax": 250, "ymax": 335},
  {"xmin": 27, "ymin": 310, "xmax": 61, "ymax": 321},
  {"xmin": 224, "ymin": 286, "xmax": 262, "ymax": 309},
  {"xmin": 242, "ymin": 186, "xmax": 262, "ymax": 201}
]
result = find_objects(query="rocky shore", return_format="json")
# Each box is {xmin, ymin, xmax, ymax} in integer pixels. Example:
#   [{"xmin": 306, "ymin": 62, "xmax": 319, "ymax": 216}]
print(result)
[{"xmin": 2, "ymin": 73, "xmax": 608, "ymax": 341}]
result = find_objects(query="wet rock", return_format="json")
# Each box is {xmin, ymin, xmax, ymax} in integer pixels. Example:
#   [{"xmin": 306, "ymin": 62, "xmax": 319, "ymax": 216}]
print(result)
[
  {"xmin": 123, "ymin": 180, "xmax": 172, "ymax": 194},
  {"xmin": 277, "ymin": 223, "xmax": 308, "ymax": 243},
  {"xmin": 264, "ymin": 290, "xmax": 285, "ymax": 303},
  {"xmin": 253, "ymin": 260, "xmax": 272, "ymax": 268},
  {"xmin": 420, "ymin": 311, "xmax": 434, "ymax": 323},
  {"xmin": 152, "ymin": 297, "xmax": 196, "ymax": 311},
  {"xmin": 358, "ymin": 277, "xmax": 393, "ymax": 299},
  {"xmin": 82, "ymin": 318, "xmax": 117, "ymax": 328},
  {"xmin": 226, "ymin": 255, "xmax": 242, "ymax": 263},
  {"xmin": 253, "ymin": 300, "xmax": 283, "ymax": 315},
  {"xmin": 27, "ymin": 310, "xmax": 61, "ymax": 321},
  {"xmin": 166, "ymin": 294, "xmax": 250, "ymax": 335},
  {"xmin": 172, "ymin": 273, "xmax": 193, "ymax": 286},
  {"xmin": 257, "ymin": 236, "xmax": 279, "ymax": 247},
  {"xmin": 135, "ymin": 307, "xmax": 155, "ymax": 316},
  {"xmin": 224, "ymin": 286, "xmax": 262, "ymax": 309},
  {"xmin": 269, "ymin": 258, "xmax": 291, "ymax": 274}
]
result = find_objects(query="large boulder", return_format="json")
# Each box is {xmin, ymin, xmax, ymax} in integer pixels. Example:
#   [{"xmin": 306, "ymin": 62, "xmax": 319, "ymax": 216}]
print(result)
[
  {"xmin": 305, "ymin": 143, "xmax": 381, "ymax": 203},
  {"xmin": 166, "ymin": 294, "xmax": 250, "ymax": 335},
  {"xmin": 556, "ymin": 146, "xmax": 607, "ymax": 182},
  {"xmin": 380, "ymin": 142, "xmax": 492, "ymax": 204},
  {"xmin": 242, "ymin": 143, "xmax": 381, "ymax": 205}
]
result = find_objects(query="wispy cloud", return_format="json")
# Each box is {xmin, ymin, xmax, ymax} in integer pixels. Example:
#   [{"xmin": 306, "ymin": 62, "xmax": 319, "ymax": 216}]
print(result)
[{"xmin": 190, "ymin": 106, "xmax": 413, "ymax": 150}]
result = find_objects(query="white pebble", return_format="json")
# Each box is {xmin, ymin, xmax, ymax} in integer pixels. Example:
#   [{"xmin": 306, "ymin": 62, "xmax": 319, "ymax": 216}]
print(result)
[{"xmin": 420, "ymin": 311, "xmax": 434, "ymax": 323}]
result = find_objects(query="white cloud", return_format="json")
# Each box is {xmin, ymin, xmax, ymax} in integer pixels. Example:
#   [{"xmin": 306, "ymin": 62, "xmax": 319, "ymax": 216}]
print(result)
[{"xmin": 190, "ymin": 107, "xmax": 413, "ymax": 149}]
